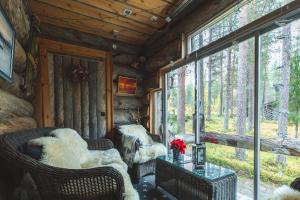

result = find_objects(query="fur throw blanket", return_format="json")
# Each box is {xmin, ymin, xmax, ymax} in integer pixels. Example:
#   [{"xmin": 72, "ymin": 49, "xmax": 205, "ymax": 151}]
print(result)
[
  {"xmin": 273, "ymin": 185, "xmax": 300, "ymax": 200},
  {"xmin": 28, "ymin": 128, "xmax": 139, "ymax": 200},
  {"xmin": 119, "ymin": 124, "xmax": 167, "ymax": 166}
]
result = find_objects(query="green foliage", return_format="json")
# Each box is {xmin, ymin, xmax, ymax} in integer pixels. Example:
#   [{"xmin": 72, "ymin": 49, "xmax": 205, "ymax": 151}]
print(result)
[{"xmin": 288, "ymin": 52, "xmax": 300, "ymax": 127}]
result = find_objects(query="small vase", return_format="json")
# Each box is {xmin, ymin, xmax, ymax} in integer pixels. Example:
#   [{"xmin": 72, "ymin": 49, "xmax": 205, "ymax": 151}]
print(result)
[{"xmin": 173, "ymin": 149, "xmax": 181, "ymax": 160}]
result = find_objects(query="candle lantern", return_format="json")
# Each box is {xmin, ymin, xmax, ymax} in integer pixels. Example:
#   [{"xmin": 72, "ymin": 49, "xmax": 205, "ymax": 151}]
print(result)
[{"xmin": 192, "ymin": 142, "xmax": 206, "ymax": 168}]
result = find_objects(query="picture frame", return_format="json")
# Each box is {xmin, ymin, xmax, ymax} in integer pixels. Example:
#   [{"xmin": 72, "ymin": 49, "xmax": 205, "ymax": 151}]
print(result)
[
  {"xmin": 117, "ymin": 76, "xmax": 137, "ymax": 96},
  {"xmin": 0, "ymin": 4, "xmax": 15, "ymax": 81}
]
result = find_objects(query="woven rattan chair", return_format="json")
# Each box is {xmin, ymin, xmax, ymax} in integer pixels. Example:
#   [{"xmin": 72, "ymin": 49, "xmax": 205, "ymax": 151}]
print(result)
[
  {"xmin": 114, "ymin": 124, "xmax": 162, "ymax": 183},
  {"xmin": 0, "ymin": 128, "xmax": 124, "ymax": 200}
]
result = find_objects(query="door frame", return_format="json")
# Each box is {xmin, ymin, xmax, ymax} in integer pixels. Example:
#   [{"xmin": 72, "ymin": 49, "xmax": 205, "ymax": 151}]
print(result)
[{"xmin": 35, "ymin": 38, "xmax": 114, "ymax": 139}]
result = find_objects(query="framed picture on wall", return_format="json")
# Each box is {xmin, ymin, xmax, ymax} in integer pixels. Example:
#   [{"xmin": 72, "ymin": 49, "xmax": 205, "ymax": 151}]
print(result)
[
  {"xmin": 118, "ymin": 76, "xmax": 137, "ymax": 96},
  {"xmin": 0, "ymin": 5, "xmax": 15, "ymax": 81}
]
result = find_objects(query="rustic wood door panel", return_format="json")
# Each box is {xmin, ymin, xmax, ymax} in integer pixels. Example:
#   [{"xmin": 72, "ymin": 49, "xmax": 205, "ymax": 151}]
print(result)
[{"xmin": 48, "ymin": 53, "xmax": 106, "ymax": 139}]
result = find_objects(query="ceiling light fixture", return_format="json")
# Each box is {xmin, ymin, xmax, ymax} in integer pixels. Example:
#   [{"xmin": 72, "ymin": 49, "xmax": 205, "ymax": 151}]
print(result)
[
  {"xmin": 112, "ymin": 30, "xmax": 119, "ymax": 50},
  {"xmin": 150, "ymin": 15, "xmax": 158, "ymax": 22},
  {"xmin": 123, "ymin": 8, "xmax": 133, "ymax": 17}
]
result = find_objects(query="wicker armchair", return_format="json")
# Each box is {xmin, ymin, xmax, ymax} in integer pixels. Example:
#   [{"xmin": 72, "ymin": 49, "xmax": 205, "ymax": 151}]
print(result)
[
  {"xmin": 0, "ymin": 128, "xmax": 124, "ymax": 200},
  {"xmin": 114, "ymin": 124, "xmax": 162, "ymax": 183}
]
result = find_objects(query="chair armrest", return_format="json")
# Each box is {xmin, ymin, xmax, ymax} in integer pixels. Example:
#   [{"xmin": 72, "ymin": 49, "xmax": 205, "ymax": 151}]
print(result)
[
  {"xmin": 35, "ymin": 166, "xmax": 124, "ymax": 200},
  {"xmin": 86, "ymin": 139, "xmax": 114, "ymax": 150}
]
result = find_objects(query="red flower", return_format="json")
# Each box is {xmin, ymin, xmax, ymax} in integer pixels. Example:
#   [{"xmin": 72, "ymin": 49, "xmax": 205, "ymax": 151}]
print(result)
[{"xmin": 170, "ymin": 139, "xmax": 187, "ymax": 154}]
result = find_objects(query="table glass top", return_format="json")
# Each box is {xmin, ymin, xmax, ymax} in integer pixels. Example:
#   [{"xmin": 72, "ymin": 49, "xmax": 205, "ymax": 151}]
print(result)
[{"xmin": 157, "ymin": 155, "xmax": 235, "ymax": 181}]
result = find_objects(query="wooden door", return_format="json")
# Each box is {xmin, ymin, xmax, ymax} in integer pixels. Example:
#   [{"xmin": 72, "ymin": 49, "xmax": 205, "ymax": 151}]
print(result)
[{"xmin": 48, "ymin": 53, "xmax": 106, "ymax": 139}]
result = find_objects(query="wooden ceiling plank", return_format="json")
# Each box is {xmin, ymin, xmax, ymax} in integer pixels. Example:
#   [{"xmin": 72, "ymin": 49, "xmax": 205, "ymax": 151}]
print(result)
[
  {"xmin": 31, "ymin": 0, "xmax": 154, "ymax": 35},
  {"xmin": 30, "ymin": 1, "xmax": 148, "ymax": 41},
  {"xmin": 111, "ymin": 0, "xmax": 172, "ymax": 17},
  {"xmin": 76, "ymin": 0, "xmax": 166, "ymax": 28}
]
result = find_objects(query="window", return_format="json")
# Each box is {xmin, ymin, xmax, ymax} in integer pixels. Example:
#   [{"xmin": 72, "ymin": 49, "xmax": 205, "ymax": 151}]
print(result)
[
  {"xmin": 188, "ymin": 0, "xmax": 294, "ymax": 53},
  {"xmin": 165, "ymin": 62, "xmax": 196, "ymax": 154},
  {"xmin": 163, "ymin": 0, "xmax": 300, "ymax": 199}
]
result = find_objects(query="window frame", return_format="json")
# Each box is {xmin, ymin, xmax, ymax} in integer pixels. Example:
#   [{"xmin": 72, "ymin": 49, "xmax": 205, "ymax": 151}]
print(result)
[{"xmin": 162, "ymin": 1, "xmax": 300, "ymax": 199}]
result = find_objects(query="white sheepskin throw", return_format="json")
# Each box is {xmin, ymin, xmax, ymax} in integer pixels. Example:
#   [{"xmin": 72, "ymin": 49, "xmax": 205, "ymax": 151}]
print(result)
[
  {"xmin": 29, "ymin": 128, "xmax": 139, "ymax": 200},
  {"xmin": 28, "ymin": 136, "xmax": 81, "ymax": 169},
  {"xmin": 81, "ymin": 149, "xmax": 139, "ymax": 200},
  {"xmin": 273, "ymin": 185, "xmax": 300, "ymax": 200},
  {"xmin": 50, "ymin": 128, "xmax": 90, "ymax": 163},
  {"xmin": 119, "ymin": 124, "xmax": 167, "ymax": 164},
  {"xmin": 134, "ymin": 143, "xmax": 167, "ymax": 163},
  {"xmin": 119, "ymin": 124, "xmax": 152, "ymax": 145}
]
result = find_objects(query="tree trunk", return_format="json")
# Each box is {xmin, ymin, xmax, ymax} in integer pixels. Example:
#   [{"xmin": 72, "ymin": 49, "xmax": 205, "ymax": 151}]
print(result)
[
  {"xmin": 236, "ymin": 6, "xmax": 249, "ymax": 160},
  {"xmin": 277, "ymin": 21, "xmax": 292, "ymax": 166},
  {"xmin": 177, "ymin": 66, "xmax": 186, "ymax": 134},
  {"xmin": 247, "ymin": 49, "xmax": 254, "ymax": 131},
  {"xmin": 219, "ymin": 52, "xmax": 224, "ymax": 117},
  {"xmin": 295, "ymin": 122, "xmax": 299, "ymax": 139},
  {"xmin": 224, "ymin": 48, "xmax": 232, "ymax": 130},
  {"xmin": 207, "ymin": 30, "xmax": 213, "ymax": 121}
]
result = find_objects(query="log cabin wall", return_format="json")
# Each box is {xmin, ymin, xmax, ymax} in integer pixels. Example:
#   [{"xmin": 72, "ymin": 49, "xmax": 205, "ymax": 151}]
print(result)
[
  {"xmin": 112, "ymin": 54, "xmax": 145, "ymax": 124},
  {"xmin": 47, "ymin": 54, "xmax": 107, "ymax": 139},
  {"xmin": 0, "ymin": 0, "xmax": 38, "ymax": 199}
]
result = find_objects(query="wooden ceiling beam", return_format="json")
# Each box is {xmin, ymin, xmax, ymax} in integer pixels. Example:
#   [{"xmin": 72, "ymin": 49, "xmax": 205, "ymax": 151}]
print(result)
[
  {"xmin": 40, "ymin": 19, "xmax": 144, "ymax": 45},
  {"xmin": 30, "ymin": 1, "xmax": 147, "ymax": 44},
  {"xmin": 76, "ymin": 0, "xmax": 166, "ymax": 28},
  {"xmin": 31, "ymin": 0, "xmax": 157, "ymax": 35}
]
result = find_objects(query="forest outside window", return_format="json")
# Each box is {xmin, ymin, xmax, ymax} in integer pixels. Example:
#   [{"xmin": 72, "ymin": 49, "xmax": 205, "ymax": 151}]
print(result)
[
  {"xmin": 188, "ymin": 0, "xmax": 295, "ymax": 53},
  {"xmin": 161, "ymin": 0, "xmax": 300, "ymax": 199}
]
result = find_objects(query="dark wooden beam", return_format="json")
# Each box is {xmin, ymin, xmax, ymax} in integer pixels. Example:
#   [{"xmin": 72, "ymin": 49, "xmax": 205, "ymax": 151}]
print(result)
[{"xmin": 39, "ymin": 23, "xmax": 143, "ymax": 55}]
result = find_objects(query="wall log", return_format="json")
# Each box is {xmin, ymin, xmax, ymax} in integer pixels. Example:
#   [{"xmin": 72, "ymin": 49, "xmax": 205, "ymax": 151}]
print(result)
[
  {"xmin": 0, "ymin": 117, "xmax": 37, "ymax": 134},
  {"xmin": 0, "ymin": 89, "xmax": 33, "ymax": 119},
  {"xmin": 14, "ymin": 40, "xmax": 27, "ymax": 73}
]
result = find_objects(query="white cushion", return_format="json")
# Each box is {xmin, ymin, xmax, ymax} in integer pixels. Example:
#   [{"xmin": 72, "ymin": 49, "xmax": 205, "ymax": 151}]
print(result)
[{"xmin": 273, "ymin": 185, "xmax": 300, "ymax": 200}]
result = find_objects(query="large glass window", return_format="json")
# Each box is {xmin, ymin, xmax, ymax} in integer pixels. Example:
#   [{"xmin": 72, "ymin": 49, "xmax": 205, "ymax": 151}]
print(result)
[
  {"xmin": 197, "ymin": 38, "xmax": 256, "ymax": 199},
  {"xmin": 166, "ymin": 62, "xmax": 196, "ymax": 154},
  {"xmin": 258, "ymin": 18, "xmax": 300, "ymax": 199},
  {"xmin": 162, "ymin": 1, "xmax": 300, "ymax": 199},
  {"xmin": 189, "ymin": 0, "xmax": 294, "ymax": 53}
]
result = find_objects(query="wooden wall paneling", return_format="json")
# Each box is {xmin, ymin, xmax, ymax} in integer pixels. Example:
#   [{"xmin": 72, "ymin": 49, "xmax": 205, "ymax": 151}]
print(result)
[
  {"xmin": 53, "ymin": 55, "xmax": 64, "ymax": 127},
  {"xmin": 63, "ymin": 56, "xmax": 73, "ymax": 128},
  {"xmin": 96, "ymin": 61, "xmax": 106, "ymax": 138},
  {"xmin": 80, "ymin": 60, "xmax": 89, "ymax": 139},
  {"xmin": 88, "ymin": 61, "xmax": 97, "ymax": 139},
  {"xmin": 47, "ymin": 53, "xmax": 55, "ymax": 127},
  {"xmin": 72, "ymin": 57, "xmax": 82, "ymax": 135},
  {"xmin": 105, "ymin": 52, "xmax": 113, "ymax": 140}
]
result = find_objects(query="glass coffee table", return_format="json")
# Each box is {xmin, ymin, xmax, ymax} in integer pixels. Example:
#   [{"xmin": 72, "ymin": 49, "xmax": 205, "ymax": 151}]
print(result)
[{"xmin": 156, "ymin": 156, "xmax": 237, "ymax": 200}]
